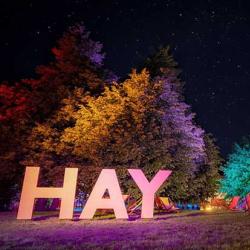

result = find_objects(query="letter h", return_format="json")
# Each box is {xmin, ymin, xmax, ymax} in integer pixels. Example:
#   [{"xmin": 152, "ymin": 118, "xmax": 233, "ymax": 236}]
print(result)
[{"xmin": 17, "ymin": 167, "xmax": 78, "ymax": 219}]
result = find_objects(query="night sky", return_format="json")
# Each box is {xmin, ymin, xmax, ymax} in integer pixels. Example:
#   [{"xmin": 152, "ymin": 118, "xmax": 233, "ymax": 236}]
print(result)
[{"xmin": 1, "ymin": 0, "xmax": 250, "ymax": 157}]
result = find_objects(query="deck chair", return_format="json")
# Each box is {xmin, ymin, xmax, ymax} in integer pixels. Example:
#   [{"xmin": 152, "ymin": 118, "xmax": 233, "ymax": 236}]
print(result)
[
  {"xmin": 160, "ymin": 197, "xmax": 179, "ymax": 211},
  {"xmin": 210, "ymin": 198, "xmax": 228, "ymax": 209},
  {"xmin": 127, "ymin": 198, "xmax": 142, "ymax": 215},
  {"xmin": 157, "ymin": 196, "xmax": 180, "ymax": 212},
  {"xmin": 155, "ymin": 196, "xmax": 164, "ymax": 209},
  {"xmin": 236, "ymin": 197, "xmax": 247, "ymax": 210},
  {"xmin": 246, "ymin": 194, "xmax": 250, "ymax": 213},
  {"xmin": 229, "ymin": 196, "xmax": 240, "ymax": 210},
  {"xmin": 235, "ymin": 195, "xmax": 250, "ymax": 212}
]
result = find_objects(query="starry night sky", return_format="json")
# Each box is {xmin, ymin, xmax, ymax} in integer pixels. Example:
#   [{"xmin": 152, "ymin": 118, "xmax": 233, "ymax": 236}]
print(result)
[{"xmin": 1, "ymin": 0, "xmax": 250, "ymax": 157}]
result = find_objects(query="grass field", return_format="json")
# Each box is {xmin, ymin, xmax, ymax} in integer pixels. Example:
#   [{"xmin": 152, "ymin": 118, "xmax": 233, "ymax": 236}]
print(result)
[{"xmin": 0, "ymin": 210, "xmax": 249, "ymax": 249}]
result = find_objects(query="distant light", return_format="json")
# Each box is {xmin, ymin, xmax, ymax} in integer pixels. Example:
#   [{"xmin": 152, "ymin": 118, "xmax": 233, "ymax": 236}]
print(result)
[{"xmin": 205, "ymin": 206, "xmax": 212, "ymax": 211}]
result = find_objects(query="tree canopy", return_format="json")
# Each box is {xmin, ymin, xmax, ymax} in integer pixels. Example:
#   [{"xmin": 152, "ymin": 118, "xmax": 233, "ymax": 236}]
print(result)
[
  {"xmin": 220, "ymin": 142, "xmax": 250, "ymax": 198},
  {"xmin": 0, "ymin": 24, "xmax": 222, "ymax": 208},
  {"xmin": 0, "ymin": 23, "xmax": 111, "ymax": 208}
]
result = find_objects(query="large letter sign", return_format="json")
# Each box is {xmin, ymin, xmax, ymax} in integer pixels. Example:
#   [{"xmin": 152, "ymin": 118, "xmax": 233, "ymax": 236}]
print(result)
[
  {"xmin": 17, "ymin": 167, "xmax": 78, "ymax": 219},
  {"xmin": 80, "ymin": 169, "xmax": 128, "ymax": 219},
  {"xmin": 129, "ymin": 169, "xmax": 172, "ymax": 218},
  {"xmin": 17, "ymin": 167, "xmax": 171, "ymax": 219}
]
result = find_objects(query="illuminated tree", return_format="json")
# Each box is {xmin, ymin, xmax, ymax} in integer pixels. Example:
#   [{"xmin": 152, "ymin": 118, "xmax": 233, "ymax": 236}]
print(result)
[
  {"xmin": 143, "ymin": 46, "xmax": 183, "ymax": 93},
  {"xmin": 57, "ymin": 69, "xmax": 209, "ymax": 201},
  {"xmin": 142, "ymin": 47, "xmax": 221, "ymax": 201},
  {"xmin": 28, "ymin": 70, "xmax": 172, "ymax": 192},
  {"xmin": 220, "ymin": 143, "xmax": 250, "ymax": 199},
  {"xmin": 0, "ymin": 83, "xmax": 32, "ymax": 209},
  {"xmin": 0, "ymin": 30, "xmax": 222, "ymax": 206},
  {"xmin": 31, "ymin": 48, "xmax": 221, "ymax": 202},
  {"xmin": 187, "ymin": 134, "xmax": 222, "ymax": 202},
  {"xmin": 0, "ymin": 23, "xmax": 111, "ymax": 207},
  {"xmin": 0, "ymin": 24, "xmax": 110, "ymax": 124}
]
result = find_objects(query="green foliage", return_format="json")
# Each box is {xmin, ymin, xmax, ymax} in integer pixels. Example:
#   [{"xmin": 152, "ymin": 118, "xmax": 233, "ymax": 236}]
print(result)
[
  {"xmin": 143, "ymin": 46, "xmax": 183, "ymax": 92},
  {"xmin": 187, "ymin": 134, "xmax": 222, "ymax": 202},
  {"xmin": 220, "ymin": 142, "xmax": 250, "ymax": 198}
]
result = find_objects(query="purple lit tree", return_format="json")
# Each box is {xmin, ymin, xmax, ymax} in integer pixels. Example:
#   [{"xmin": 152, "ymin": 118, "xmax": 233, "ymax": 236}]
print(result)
[
  {"xmin": 159, "ymin": 76, "xmax": 205, "ymax": 163},
  {"xmin": 143, "ymin": 47, "xmax": 221, "ymax": 201}
]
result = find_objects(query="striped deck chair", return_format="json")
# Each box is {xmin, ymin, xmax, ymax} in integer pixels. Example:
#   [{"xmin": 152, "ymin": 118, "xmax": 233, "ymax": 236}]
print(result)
[
  {"xmin": 127, "ymin": 198, "xmax": 142, "ymax": 215},
  {"xmin": 157, "ymin": 196, "xmax": 180, "ymax": 212},
  {"xmin": 246, "ymin": 194, "xmax": 250, "ymax": 213},
  {"xmin": 229, "ymin": 196, "xmax": 240, "ymax": 210}
]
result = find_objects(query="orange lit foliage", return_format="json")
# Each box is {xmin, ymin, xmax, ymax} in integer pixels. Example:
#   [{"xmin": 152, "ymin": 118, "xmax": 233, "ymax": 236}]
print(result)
[
  {"xmin": 28, "ymin": 67, "xmax": 221, "ymax": 201},
  {"xmin": 26, "ymin": 70, "xmax": 172, "ymax": 194},
  {"xmin": 61, "ymin": 69, "xmax": 173, "ymax": 168}
]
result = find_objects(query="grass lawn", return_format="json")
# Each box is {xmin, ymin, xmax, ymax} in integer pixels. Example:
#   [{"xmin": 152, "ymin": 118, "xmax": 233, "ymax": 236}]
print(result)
[{"xmin": 0, "ymin": 210, "xmax": 249, "ymax": 249}]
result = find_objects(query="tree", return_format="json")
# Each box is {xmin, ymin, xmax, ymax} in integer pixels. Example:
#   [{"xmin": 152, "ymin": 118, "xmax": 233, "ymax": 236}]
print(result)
[
  {"xmin": 21, "ymin": 23, "xmax": 111, "ymax": 122},
  {"xmin": 142, "ymin": 46, "xmax": 222, "ymax": 201},
  {"xmin": 28, "ymin": 70, "xmax": 173, "ymax": 194},
  {"xmin": 154, "ymin": 74, "xmax": 208, "ymax": 202},
  {"xmin": 0, "ymin": 23, "xmax": 111, "ymax": 208},
  {"xmin": 31, "ymin": 47, "xmax": 221, "ymax": 203},
  {"xmin": 187, "ymin": 134, "xmax": 222, "ymax": 202},
  {"xmin": 143, "ymin": 46, "xmax": 183, "ymax": 93},
  {"xmin": 0, "ymin": 83, "xmax": 33, "ymax": 209},
  {"xmin": 220, "ymin": 143, "xmax": 250, "ymax": 201},
  {"xmin": 22, "ymin": 23, "xmax": 114, "ymax": 192},
  {"xmin": 0, "ymin": 24, "xmax": 109, "ymax": 124},
  {"xmin": 57, "ymin": 69, "xmax": 209, "ymax": 201},
  {"xmin": 0, "ymin": 34, "xmax": 222, "ymax": 207}
]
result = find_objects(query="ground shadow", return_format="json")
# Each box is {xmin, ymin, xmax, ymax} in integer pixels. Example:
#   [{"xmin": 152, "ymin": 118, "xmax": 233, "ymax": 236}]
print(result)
[
  {"xmin": 154, "ymin": 211, "xmax": 231, "ymax": 221},
  {"xmin": 32, "ymin": 213, "xmax": 59, "ymax": 221},
  {"xmin": 30, "ymin": 210, "xmax": 234, "ymax": 221}
]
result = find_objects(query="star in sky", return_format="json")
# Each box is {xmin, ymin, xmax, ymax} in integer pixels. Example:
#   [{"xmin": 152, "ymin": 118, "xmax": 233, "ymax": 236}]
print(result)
[{"xmin": 1, "ymin": 0, "xmax": 250, "ymax": 156}]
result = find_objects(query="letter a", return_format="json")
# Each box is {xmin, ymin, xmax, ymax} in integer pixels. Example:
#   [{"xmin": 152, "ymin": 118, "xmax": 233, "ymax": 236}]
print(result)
[
  {"xmin": 80, "ymin": 169, "xmax": 128, "ymax": 219},
  {"xmin": 17, "ymin": 166, "xmax": 78, "ymax": 219},
  {"xmin": 128, "ymin": 169, "xmax": 171, "ymax": 218}
]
